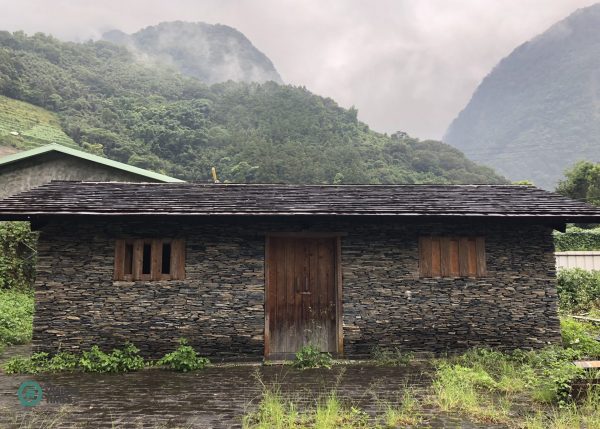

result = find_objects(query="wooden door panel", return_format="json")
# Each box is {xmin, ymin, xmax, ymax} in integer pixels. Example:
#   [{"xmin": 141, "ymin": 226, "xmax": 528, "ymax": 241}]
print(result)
[{"xmin": 267, "ymin": 236, "xmax": 338, "ymax": 357}]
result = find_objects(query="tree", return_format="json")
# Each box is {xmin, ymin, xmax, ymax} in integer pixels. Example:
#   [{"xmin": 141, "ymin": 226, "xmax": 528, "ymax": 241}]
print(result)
[{"xmin": 556, "ymin": 161, "xmax": 600, "ymax": 206}]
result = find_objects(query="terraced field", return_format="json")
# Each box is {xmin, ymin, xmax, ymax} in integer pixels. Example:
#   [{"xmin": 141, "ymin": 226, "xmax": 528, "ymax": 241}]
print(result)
[{"xmin": 0, "ymin": 95, "xmax": 76, "ymax": 151}]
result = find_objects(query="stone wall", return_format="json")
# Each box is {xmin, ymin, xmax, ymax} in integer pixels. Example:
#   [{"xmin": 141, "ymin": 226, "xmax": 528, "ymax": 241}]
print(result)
[
  {"xmin": 0, "ymin": 153, "xmax": 163, "ymax": 198},
  {"xmin": 33, "ymin": 217, "xmax": 561, "ymax": 359}
]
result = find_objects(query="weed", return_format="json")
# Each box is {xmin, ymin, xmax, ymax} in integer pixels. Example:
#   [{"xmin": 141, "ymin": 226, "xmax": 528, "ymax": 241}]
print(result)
[
  {"xmin": 4, "ymin": 343, "xmax": 145, "ymax": 374},
  {"xmin": 371, "ymin": 346, "xmax": 414, "ymax": 367},
  {"xmin": 379, "ymin": 389, "xmax": 422, "ymax": 427},
  {"xmin": 157, "ymin": 338, "xmax": 210, "ymax": 372},
  {"xmin": 292, "ymin": 344, "xmax": 332, "ymax": 369}
]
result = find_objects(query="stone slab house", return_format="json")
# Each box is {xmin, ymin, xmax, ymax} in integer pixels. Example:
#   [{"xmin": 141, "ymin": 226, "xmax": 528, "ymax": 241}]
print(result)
[
  {"xmin": 1, "ymin": 182, "xmax": 599, "ymax": 360},
  {"xmin": 0, "ymin": 144, "xmax": 182, "ymax": 198}
]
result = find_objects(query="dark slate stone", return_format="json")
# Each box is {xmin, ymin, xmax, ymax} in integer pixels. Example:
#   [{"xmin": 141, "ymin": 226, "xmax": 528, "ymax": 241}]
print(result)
[{"xmin": 32, "ymin": 218, "xmax": 561, "ymax": 360}]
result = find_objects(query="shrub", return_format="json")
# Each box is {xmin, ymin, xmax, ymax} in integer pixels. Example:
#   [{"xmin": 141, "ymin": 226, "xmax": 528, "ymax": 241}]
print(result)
[
  {"xmin": 3, "ymin": 352, "xmax": 48, "ymax": 374},
  {"xmin": 292, "ymin": 344, "xmax": 332, "ymax": 369},
  {"xmin": 557, "ymin": 268, "xmax": 600, "ymax": 312},
  {"xmin": 79, "ymin": 343, "xmax": 145, "ymax": 373},
  {"xmin": 109, "ymin": 343, "xmax": 146, "ymax": 372},
  {"xmin": 0, "ymin": 289, "xmax": 34, "ymax": 345},
  {"xmin": 554, "ymin": 227, "xmax": 600, "ymax": 252},
  {"xmin": 531, "ymin": 360, "xmax": 584, "ymax": 405},
  {"xmin": 372, "ymin": 346, "xmax": 414, "ymax": 366},
  {"xmin": 47, "ymin": 352, "xmax": 79, "ymax": 372},
  {"xmin": 0, "ymin": 221, "xmax": 37, "ymax": 290},
  {"xmin": 158, "ymin": 338, "xmax": 209, "ymax": 372},
  {"xmin": 560, "ymin": 318, "xmax": 600, "ymax": 359},
  {"xmin": 3, "ymin": 343, "xmax": 147, "ymax": 374}
]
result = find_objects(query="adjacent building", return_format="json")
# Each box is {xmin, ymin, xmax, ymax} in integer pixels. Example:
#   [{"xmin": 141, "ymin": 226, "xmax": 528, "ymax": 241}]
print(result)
[{"xmin": 0, "ymin": 144, "xmax": 182, "ymax": 198}]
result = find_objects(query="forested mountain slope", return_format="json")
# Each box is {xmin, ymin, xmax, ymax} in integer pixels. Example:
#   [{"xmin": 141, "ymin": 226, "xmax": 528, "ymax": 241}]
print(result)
[
  {"xmin": 445, "ymin": 4, "xmax": 600, "ymax": 190},
  {"xmin": 0, "ymin": 30, "xmax": 505, "ymax": 184},
  {"xmin": 102, "ymin": 21, "xmax": 282, "ymax": 85}
]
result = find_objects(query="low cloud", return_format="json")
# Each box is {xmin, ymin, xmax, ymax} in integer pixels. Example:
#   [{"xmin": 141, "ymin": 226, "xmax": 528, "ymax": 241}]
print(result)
[{"xmin": 0, "ymin": 0, "xmax": 597, "ymax": 139}]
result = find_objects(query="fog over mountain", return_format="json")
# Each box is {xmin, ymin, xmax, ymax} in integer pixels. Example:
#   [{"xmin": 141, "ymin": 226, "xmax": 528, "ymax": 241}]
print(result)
[
  {"xmin": 102, "ymin": 21, "xmax": 282, "ymax": 85},
  {"xmin": 0, "ymin": 0, "xmax": 595, "ymax": 139},
  {"xmin": 445, "ymin": 3, "xmax": 600, "ymax": 190}
]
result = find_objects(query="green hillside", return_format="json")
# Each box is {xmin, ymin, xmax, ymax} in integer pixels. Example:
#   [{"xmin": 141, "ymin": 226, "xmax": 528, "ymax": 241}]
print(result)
[
  {"xmin": 0, "ymin": 95, "xmax": 76, "ymax": 150},
  {"xmin": 0, "ymin": 30, "xmax": 505, "ymax": 184},
  {"xmin": 445, "ymin": 4, "xmax": 600, "ymax": 190}
]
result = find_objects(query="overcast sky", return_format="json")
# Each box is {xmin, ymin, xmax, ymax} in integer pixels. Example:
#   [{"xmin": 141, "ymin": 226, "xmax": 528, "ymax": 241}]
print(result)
[{"xmin": 0, "ymin": 0, "xmax": 597, "ymax": 139}]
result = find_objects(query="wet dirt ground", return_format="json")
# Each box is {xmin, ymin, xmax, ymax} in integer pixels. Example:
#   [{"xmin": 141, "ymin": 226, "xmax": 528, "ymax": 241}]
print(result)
[{"xmin": 0, "ymin": 346, "xmax": 504, "ymax": 428}]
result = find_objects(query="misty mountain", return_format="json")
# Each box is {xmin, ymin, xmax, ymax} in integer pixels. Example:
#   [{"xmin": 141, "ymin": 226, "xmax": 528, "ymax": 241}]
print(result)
[
  {"xmin": 0, "ymin": 30, "xmax": 504, "ymax": 184},
  {"xmin": 102, "ymin": 21, "xmax": 282, "ymax": 85},
  {"xmin": 444, "ymin": 4, "xmax": 600, "ymax": 190}
]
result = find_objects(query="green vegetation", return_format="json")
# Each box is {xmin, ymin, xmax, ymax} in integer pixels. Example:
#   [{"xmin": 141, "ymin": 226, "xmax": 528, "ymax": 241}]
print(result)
[
  {"xmin": 242, "ymin": 384, "xmax": 419, "ymax": 429},
  {"xmin": 433, "ymin": 347, "xmax": 600, "ymax": 425},
  {"xmin": 557, "ymin": 161, "xmax": 600, "ymax": 206},
  {"xmin": 0, "ymin": 95, "xmax": 76, "ymax": 150},
  {"xmin": 157, "ymin": 338, "xmax": 210, "ymax": 372},
  {"xmin": 292, "ymin": 345, "xmax": 333, "ymax": 369},
  {"xmin": 444, "ymin": 4, "xmax": 600, "ymax": 190},
  {"xmin": 379, "ymin": 390, "xmax": 422, "ymax": 427},
  {"xmin": 0, "ymin": 31, "xmax": 505, "ymax": 184},
  {"xmin": 561, "ymin": 317, "xmax": 600, "ymax": 358},
  {"xmin": 556, "ymin": 268, "xmax": 600, "ymax": 313},
  {"xmin": 79, "ymin": 343, "xmax": 145, "ymax": 373},
  {"xmin": 0, "ymin": 289, "xmax": 33, "ymax": 345},
  {"xmin": 554, "ymin": 226, "xmax": 600, "ymax": 252},
  {"xmin": 0, "ymin": 221, "xmax": 37, "ymax": 290},
  {"xmin": 4, "ymin": 343, "xmax": 145, "ymax": 374},
  {"xmin": 4, "ymin": 351, "xmax": 78, "ymax": 374},
  {"xmin": 2, "ymin": 340, "xmax": 211, "ymax": 374},
  {"xmin": 371, "ymin": 346, "xmax": 414, "ymax": 366}
]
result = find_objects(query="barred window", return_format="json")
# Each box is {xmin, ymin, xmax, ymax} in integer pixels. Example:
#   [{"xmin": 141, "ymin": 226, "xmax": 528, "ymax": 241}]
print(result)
[{"xmin": 114, "ymin": 239, "xmax": 185, "ymax": 281}]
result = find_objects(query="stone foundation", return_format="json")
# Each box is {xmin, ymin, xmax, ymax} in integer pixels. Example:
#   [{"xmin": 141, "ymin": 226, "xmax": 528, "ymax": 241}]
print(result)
[{"xmin": 33, "ymin": 217, "xmax": 561, "ymax": 359}]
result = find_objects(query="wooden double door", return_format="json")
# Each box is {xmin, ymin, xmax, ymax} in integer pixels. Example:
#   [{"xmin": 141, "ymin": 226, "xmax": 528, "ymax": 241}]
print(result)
[{"xmin": 265, "ymin": 236, "xmax": 341, "ymax": 359}]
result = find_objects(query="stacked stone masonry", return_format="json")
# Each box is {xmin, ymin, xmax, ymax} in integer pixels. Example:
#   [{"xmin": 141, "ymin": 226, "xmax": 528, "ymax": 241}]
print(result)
[{"xmin": 33, "ymin": 218, "xmax": 561, "ymax": 359}]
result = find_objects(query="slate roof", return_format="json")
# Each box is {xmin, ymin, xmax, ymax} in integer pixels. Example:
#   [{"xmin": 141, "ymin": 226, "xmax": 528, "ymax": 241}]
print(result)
[
  {"xmin": 0, "ymin": 144, "xmax": 184, "ymax": 183},
  {"xmin": 0, "ymin": 181, "xmax": 599, "ymax": 222}
]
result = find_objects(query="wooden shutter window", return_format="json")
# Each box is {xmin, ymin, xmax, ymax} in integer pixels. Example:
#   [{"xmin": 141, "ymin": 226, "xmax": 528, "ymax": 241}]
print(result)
[
  {"xmin": 419, "ymin": 236, "xmax": 486, "ymax": 278},
  {"xmin": 114, "ymin": 239, "xmax": 185, "ymax": 281}
]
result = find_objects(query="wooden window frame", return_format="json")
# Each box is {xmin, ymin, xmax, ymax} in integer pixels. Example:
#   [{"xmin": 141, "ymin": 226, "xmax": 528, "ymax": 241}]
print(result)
[
  {"xmin": 419, "ymin": 236, "xmax": 486, "ymax": 278},
  {"xmin": 114, "ymin": 238, "xmax": 185, "ymax": 281}
]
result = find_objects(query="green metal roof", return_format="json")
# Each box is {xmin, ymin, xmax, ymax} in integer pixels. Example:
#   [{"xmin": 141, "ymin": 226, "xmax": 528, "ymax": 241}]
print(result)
[{"xmin": 0, "ymin": 144, "xmax": 184, "ymax": 183}]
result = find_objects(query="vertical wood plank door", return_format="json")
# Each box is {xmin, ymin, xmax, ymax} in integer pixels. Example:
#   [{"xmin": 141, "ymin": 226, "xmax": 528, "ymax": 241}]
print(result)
[{"xmin": 266, "ymin": 236, "xmax": 339, "ymax": 359}]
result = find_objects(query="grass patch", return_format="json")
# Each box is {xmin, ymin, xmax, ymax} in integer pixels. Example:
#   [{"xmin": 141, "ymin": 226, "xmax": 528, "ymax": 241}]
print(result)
[
  {"xmin": 243, "ymin": 387, "xmax": 374, "ymax": 428},
  {"xmin": 430, "ymin": 320, "xmax": 600, "ymax": 427},
  {"xmin": 379, "ymin": 389, "xmax": 422, "ymax": 427}
]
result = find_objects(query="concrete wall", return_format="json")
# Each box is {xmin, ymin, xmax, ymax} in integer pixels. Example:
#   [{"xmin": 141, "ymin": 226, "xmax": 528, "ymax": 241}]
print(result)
[
  {"xmin": 0, "ymin": 153, "xmax": 160, "ymax": 198},
  {"xmin": 32, "ymin": 218, "xmax": 561, "ymax": 360}
]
